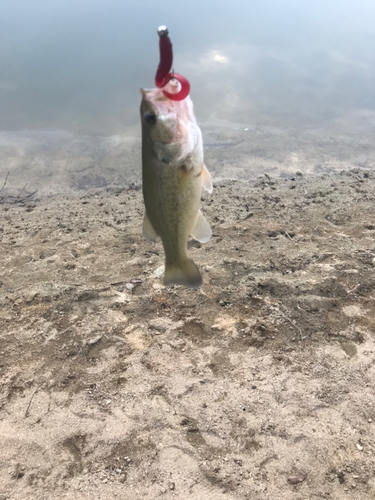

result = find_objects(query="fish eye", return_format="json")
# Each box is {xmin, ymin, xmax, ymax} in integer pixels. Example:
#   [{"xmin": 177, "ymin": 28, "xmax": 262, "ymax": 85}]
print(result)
[{"xmin": 144, "ymin": 112, "xmax": 157, "ymax": 126}]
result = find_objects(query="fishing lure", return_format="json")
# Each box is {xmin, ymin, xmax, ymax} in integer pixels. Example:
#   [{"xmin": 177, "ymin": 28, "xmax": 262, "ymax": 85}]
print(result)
[{"xmin": 155, "ymin": 26, "xmax": 190, "ymax": 101}]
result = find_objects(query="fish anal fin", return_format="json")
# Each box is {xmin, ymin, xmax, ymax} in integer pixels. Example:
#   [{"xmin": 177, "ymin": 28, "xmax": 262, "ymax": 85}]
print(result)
[
  {"xmin": 201, "ymin": 164, "xmax": 213, "ymax": 193},
  {"xmin": 142, "ymin": 213, "xmax": 159, "ymax": 242},
  {"xmin": 164, "ymin": 258, "xmax": 202, "ymax": 289},
  {"xmin": 191, "ymin": 210, "xmax": 212, "ymax": 243}
]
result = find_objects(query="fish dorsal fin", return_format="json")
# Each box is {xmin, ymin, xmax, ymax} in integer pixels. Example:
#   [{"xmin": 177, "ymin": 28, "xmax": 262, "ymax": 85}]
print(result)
[
  {"xmin": 201, "ymin": 164, "xmax": 213, "ymax": 193},
  {"xmin": 191, "ymin": 210, "xmax": 212, "ymax": 243},
  {"xmin": 142, "ymin": 213, "xmax": 159, "ymax": 242}
]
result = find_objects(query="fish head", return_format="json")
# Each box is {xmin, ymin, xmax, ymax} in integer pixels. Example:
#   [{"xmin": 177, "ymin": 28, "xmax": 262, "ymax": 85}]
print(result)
[{"xmin": 140, "ymin": 82, "xmax": 201, "ymax": 166}]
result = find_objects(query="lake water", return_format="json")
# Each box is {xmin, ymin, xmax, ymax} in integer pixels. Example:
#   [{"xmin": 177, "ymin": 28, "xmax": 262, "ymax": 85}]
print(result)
[{"xmin": 1, "ymin": 0, "xmax": 375, "ymax": 194}]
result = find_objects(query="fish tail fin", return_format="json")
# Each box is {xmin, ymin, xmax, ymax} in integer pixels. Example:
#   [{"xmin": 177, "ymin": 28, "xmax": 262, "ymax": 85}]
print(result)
[{"xmin": 164, "ymin": 257, "xmax": 202, "ymax": 289}]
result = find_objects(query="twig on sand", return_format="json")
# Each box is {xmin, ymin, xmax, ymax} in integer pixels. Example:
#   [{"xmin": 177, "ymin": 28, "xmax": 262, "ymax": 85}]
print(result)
[
  {"xmin": 20, "ymin": 189, "xmax": 38, "ymax": 201},
  {"xmin": 0, "ymin": 172, "xmax": 9, "ymax": 195},
  {"xmin": 0, "ymin": 173, "xmax": 38, "ymax": 204},
  {"xmin": 281, "ymin": 312, "xmax": 305, "ymax": 347},
  {"xmin": 17, "ymin": 183, "xmax": 28, "ymax": 198},
  {"xmin": 25, "ymin": 387, "xmax": 39, "ymax": 418},
  {"xmin": 284, "ymin": 231, "xmax": 293, "ymax": 240}
]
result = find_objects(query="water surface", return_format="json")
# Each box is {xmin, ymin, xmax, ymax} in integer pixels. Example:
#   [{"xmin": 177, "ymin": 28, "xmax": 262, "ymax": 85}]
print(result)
[{"xmin": 1, "ymin": 0, "xmax": 375, "ymax": 192}]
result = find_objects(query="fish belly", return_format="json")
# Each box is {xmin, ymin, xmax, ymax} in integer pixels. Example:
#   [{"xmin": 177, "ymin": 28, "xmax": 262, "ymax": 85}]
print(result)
[{"xmin": 143, "ymin": 158, "xmax": 200, "ymax": 258}]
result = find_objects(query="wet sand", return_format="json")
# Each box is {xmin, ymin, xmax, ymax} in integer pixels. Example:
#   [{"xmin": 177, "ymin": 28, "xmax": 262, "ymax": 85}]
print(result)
[{"xmin": 0, "ymin": 168, "xmax": 375, "ymax": 499}]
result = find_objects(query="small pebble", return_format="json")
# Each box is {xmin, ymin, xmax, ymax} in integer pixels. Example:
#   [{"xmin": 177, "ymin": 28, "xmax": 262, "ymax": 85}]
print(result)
[
  {"xmin": 356, "ymin": 444, "xmax": 363, "ymax": 451},
  {"xmin": 288, "ymin": 475, "xmax": 306, "ymax": 484},
  {"xmin": 148, "ymin": 318, "xmax": 167, "ymax": 333},
  {"xmin": 87, "ymin": 335, "xmax": 102, "ymax": 346},
  {"xmin": 26, "ymin": 291, "xmax": 37, "ymax": 303},
  {"xmin": 153, "ymin": 265, "xmax": 164, "ymax": 277}
]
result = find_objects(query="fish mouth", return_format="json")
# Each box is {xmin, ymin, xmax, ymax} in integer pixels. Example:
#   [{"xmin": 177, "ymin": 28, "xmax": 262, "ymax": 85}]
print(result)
[{"xmin": 140, "ymin": 87, "xmax": 169, "ymax": 102}]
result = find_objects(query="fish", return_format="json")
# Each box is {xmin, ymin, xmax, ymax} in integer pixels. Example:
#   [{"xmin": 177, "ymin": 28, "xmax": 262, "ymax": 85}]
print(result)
[{"xmin": 140, "ymin": 80, "xmax": 213, "ymax": 288}]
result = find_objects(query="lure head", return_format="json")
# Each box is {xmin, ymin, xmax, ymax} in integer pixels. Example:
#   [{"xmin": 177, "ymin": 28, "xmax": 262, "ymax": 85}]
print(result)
[{"xmin": 157, "ymin": 25, "xmax": 169, "ymax": 37}]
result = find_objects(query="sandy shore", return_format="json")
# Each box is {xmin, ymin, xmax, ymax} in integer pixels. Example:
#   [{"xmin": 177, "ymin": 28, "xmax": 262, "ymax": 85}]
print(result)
[{"xmin": 0, "ymin": 169, "xmax": 375, "ymax": 499}]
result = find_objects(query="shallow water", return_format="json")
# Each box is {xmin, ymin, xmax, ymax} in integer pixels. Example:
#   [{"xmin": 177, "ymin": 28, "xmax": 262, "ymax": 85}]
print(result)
[{"xmin": 1, "ymin": 0, "xmax": 375, "ymax": 193}]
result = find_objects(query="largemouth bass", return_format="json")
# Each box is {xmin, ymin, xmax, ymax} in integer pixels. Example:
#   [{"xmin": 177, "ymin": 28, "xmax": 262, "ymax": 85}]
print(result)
[{"xmin": 140, "ymin": 81, "xmax": 213, "ymax": 288}]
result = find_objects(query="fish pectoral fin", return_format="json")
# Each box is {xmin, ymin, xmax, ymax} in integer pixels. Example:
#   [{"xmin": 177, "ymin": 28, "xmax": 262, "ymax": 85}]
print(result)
[
  {"xmin": 142, "ymin": 213, "xmax": 159, "ymax": 242},
  {"xmin": 191, "ymin": 210, "xmax": 212, "ymax": 243},
  {"xmin": 201, "ymin": 164, "xmax": 213, "ymax": 193},
  {"xmin": 164, "ymin": 258, "xmax": 202, "ymax": 289}
]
